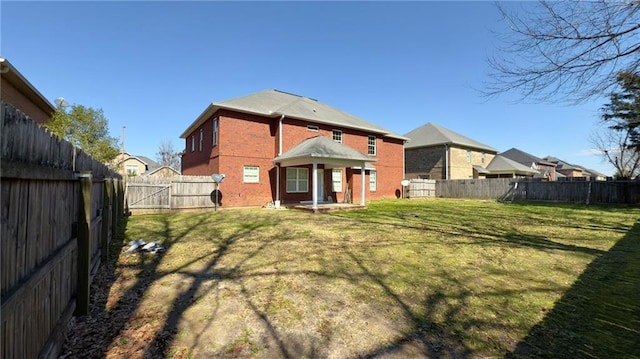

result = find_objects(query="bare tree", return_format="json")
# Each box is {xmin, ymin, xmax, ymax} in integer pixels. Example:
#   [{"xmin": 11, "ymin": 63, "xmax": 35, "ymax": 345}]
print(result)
[
  {"xmin": 156, "ymin": 139, "xmax": 181, "ymax": 171},
  {"xmin": 485, "ymin": 1, "xmax": 640, "ymax": 102},
  {"xmin": 590, "ymin": 127, "xmax": 640, "ymax": 178}
]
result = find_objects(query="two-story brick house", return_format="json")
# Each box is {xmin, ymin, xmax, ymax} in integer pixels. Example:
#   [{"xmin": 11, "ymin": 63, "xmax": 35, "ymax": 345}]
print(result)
[
  {"xmin": 180, "ymin": 89, "xmax": 407, "ymax": 209},
  {"xmin": 404, "ymin": 122, "xmax": 498, "ymax": 179}
]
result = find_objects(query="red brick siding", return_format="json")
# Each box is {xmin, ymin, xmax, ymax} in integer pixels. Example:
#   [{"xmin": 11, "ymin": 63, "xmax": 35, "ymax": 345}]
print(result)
[
  {"xmin": 182, "ymin": 111, "xmax": 405, "ymax": 207},
  {"xmin": 1, "ymin": 77, "xmax": 52, "ymax": 124}
]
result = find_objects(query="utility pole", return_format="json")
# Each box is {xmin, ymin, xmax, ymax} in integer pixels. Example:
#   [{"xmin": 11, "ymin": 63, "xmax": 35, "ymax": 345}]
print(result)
[{"xmin": 121, "ymin": 126, "xmax": 125, "ymax": 157}]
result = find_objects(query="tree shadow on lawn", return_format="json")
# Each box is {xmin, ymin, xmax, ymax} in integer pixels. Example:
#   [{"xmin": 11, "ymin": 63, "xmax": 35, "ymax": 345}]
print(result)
[
  {"xmin": 60, "ymin": 212, "xmax": 216, "ymax": 357},
  {"xmin": 507, "ymin": 220, "xmax": 640, "ymax": 358}
]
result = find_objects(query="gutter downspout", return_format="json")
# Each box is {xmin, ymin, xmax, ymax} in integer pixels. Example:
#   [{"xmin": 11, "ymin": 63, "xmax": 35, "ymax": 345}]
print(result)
[
  {"xmin": 444, "ymin": 144, "xmax": 449, "ymax": 180},
  {"xmin": 276, "ymin": 114, "xmax": 285, "ymax": 206}
]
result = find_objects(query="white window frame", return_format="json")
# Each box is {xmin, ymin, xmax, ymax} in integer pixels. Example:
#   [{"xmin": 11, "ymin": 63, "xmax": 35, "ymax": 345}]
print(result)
[
  {"xmin": 368, "ymin": 135, "xmax": 376, "ymax": 156},
  {"xmin": 331, "ymin": 169, "xmax": 342, "ymax": 192},
  {"xmin": 466, "ymin": 150, "xmax": 471, "ymax": 163},
  {"xmin": 481, "ymin": 152, "xmax": 486, "ymax": 164},
  {"xmin": 126, "ymin": 164, "xmax": 138, "ymax": 177},
  {"xmin": 212, "ymin": 117, "xmax": 218, "ymax": 146},
  {"xmin": 191, "ymin": 135, "xmax": 195, "ymax": 152},
  {"xmin": 286, "ymin": 167, "xmax": 309, "ymax": 193},
  {"xmin": 332, "ymin": 130, "xmax": 343, "ymax": 144},
  {"xmin": 243, "ymin": 165, "xmax": 260, "ymax": 183},
  {"xmin": 369, "ymin": 170, "xmax": 377, "ymax": 191}
]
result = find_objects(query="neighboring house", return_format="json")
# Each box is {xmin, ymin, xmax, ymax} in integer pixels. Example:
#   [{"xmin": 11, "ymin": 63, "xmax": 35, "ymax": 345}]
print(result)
[
  {"xmin": 112, "ymin": 152, "xmax": 161, "ymax": 177},
  {"xmin": 180, "ymin": 89, "xmax": 407, "ymax": 208},
  {"xmin": 0, "ymin": 57, "xmax": 55, "ymax": 124},
  {"xmin": 541, "ymin": 156, "xmax": 609, "ymax": 180},
  {"xmin": 404, "ymin": 122, "xmax": 498, "ymax": 179},
  {"xmin": 583, "ymin": 168, "xmax": 608, "ymax": 181},
  {"xmin": 500, "ymin": 148, "xmax": 557, "ymax": 180},
  {"xmin": 483, "ymin": 155, "xmax": 540, "ymax": 178},
  {"xmin": 542, "ymin": 156, "xmax": 587, "ymax": 179},
  {"xmin": 143, "ymin": 166, "xmax": 181, "ymax": 178}
]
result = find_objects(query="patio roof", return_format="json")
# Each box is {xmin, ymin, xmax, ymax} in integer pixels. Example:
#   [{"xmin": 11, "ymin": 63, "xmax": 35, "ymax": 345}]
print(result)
[
  {"xmin": 272, "ymin": 135, "xmax": 377, "ymax": 168},
  {"xmin": 486, "ymin": 155, "xmax": 540, "ymax": 175}
]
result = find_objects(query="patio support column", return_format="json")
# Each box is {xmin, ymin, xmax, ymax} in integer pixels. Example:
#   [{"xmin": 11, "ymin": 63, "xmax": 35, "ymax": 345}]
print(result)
[
  {"xmin": 312, "ymin": 162, "xmax": 318, "ymax": 210},
  {"xmin": 360, "ymin": 161, "xmax": 366, "ymax": 206},
  {"xmin": 275, "ymin": 164, "xmax": 280, "ymax": 203}
]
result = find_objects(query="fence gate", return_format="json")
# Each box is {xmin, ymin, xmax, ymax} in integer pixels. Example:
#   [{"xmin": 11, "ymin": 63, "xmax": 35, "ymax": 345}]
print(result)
[{"xmin": 126, "ymin": 181, "xmax": 171, "ymax": 209}]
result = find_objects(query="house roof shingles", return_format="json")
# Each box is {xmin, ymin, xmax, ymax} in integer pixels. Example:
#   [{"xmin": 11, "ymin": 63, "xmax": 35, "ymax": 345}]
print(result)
[
  {"xmin": 404, "ymin": 122, "xmax": 497, "ymax": 152},
  {"xmin": 273, "ymin": 135, "xmax": 376, "ymax": 164},
  {"xmin": 500, "ymin": 148, "xmax": 556, "ymax": 167},
  {"xmin": 181, "ymin": 89, "xmax": 408, "ymax": 140},
  {"xmin": 485, "ymin": 155, "xmax": 540, "ymax": 175}
]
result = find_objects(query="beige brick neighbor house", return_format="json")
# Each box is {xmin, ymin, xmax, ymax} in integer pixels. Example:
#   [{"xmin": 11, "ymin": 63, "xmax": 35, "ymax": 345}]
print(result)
[{"xmin": 404, "ymin": 122, "xmax": 498, "ymax": 179}]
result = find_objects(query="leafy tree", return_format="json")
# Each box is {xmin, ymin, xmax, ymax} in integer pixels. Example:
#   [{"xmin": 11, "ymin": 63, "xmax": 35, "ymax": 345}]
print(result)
[
  {"xmin": 485, "ymin": 1, "xmax": 639, "ymax": 102},
  {"xmin": 156, "ymin": 139, "xmax": 181, "ymax": 171},
  {"xmin": 45, "ymin": 104, "xmax": 120, "ymax": 164},
  {"xmin": 591, "ymin": 71, "xmax": 640, "ymax": 178}
]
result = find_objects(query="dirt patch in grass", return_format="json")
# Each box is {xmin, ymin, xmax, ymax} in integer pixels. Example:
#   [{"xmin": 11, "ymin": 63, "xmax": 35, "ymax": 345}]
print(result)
[{"xmin": 60, "ymin": 199, "xmax": 640, "ymax": 358}]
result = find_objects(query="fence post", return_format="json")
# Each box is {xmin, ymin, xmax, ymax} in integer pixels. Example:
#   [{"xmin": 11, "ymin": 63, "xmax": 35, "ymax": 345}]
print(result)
[
  {"xmin": 112, "ymin": 179, "xmax": 120, "ymax": 236},
  {"xmin": 75, "ymin": 171, "xmax": 92, "ymax": 316},
  {"xmin": 101, "ymin": 178, "xmax": 113, "ymax": 263}
]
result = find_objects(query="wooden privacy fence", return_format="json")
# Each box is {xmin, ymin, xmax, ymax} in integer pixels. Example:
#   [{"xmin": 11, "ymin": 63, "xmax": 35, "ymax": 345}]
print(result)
[
  {"xmin": 1, "ymin": 102, "xmax": 124, "ymax": 359},
  {"xmin": 435, "ymin": 178, "xmax": 514, "ymax": 200},
  {"xmin": 125, "ymin": 175, "xmax": 221, "ymax": 212},
  {"xmin": 509, "ymin": 180, "xmax": 640, "ymax": 204}
]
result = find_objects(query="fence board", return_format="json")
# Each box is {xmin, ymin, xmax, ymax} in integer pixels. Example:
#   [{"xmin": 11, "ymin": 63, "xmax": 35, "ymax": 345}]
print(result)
[
  {"xmin": 125, "ymin": 175, "xmax": 220, "ymax": 211},
  {"xmin": 1, "ymin": 102, "xmax": 124, "ymax": 359}
]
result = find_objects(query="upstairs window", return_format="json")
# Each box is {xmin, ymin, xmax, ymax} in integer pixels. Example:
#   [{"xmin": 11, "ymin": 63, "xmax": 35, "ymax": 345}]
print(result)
[
  {"xmin": 481, "ymin": 152, "xmax": 486, "ymax": 164},
  {"xmin": 466, "ymin": 150, "xmax": 471, "ymax": 163},
  {"xmin": 367, "ymin": 136, "xmax": 376, "ymax": 156},
  {"xmin": 191, "ymin": 135, "xmax": 195, "ymax": 152},
  {"xmin": 212, "ymin": 117, "xmax": 218, "ymax": 146},
  {"xmin": 199, "ymin": 129, "xmax": 203, "ymax": 151},
  {"xmin": 333, "ymin": 130, "xmax": 343, "ymax": 144}
]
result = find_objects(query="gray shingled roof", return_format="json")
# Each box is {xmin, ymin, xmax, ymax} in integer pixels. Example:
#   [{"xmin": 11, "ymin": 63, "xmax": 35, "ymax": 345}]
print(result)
[
  {"xmin": 500, "ymin": 148, "xmax": 554, "ymax": 167},
  {"xmin": 542, "ymin": 156, "xmax": 584, "ymax": 172},
  {"xmin": 273, "ymin": 136, "xmax": 376, "ymax": 165},
  {"xmin": 485, "ymin": 155, "xmax": 540, "ymax": 174},
  {"xmin": 181, "ymin": 89, "xmax": 408, "ymax": 140},
  {"xmin": 404, "ymin": 122, "xmax": 497, "ymax": 152},
  {"xmin": 137, "ymin": 156, "xmax": 161, "ymax": 171}
]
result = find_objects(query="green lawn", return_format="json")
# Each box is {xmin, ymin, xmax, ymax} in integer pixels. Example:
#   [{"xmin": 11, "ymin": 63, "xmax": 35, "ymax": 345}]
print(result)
[{"xmin": 69, "ymin": 199, "xmax": 640, "ymax": 358}]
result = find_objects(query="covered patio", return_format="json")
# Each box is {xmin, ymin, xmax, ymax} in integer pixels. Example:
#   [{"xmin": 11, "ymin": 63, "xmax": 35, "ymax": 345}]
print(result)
[{"xmin": 273, "ymin": 136, "xmax": 377, "ymax": 211}]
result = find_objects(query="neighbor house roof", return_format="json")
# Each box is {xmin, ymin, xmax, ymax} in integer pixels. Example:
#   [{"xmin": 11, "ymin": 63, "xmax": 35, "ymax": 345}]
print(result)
[
  {"xmin": 181, "ymin": 89, "xmax": 408, "ymax": 140},
  {"xmin": 137, "ymin": 156, "xmax": 160, "ymax": 171},
  {"xmin": 500, "ymin": 148, "xmax": 556, "ymax": 168},
  {"xmin": 273, "ymin": 135, "xmax": 377, "ymax": 168},
  {"xmin": 542, "ymin": 156, "xmax": 584, "ymax": 172},
  {"xmin": 485, "ymin": 155, "xmax": 540, "ymax": 175},
  {"xmin": 119, "ymin": 154, "xmax": 160, "ymax": 171},
  {"xmin": 404, "ymin": 122, "xmax": 497, "ymax": 152}
]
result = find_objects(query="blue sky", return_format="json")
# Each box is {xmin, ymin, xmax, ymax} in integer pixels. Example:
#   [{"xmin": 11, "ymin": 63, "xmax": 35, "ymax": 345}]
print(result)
[{"xmin": 1, "ymin": 1, "xmax": 613, "ymax": 175}]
